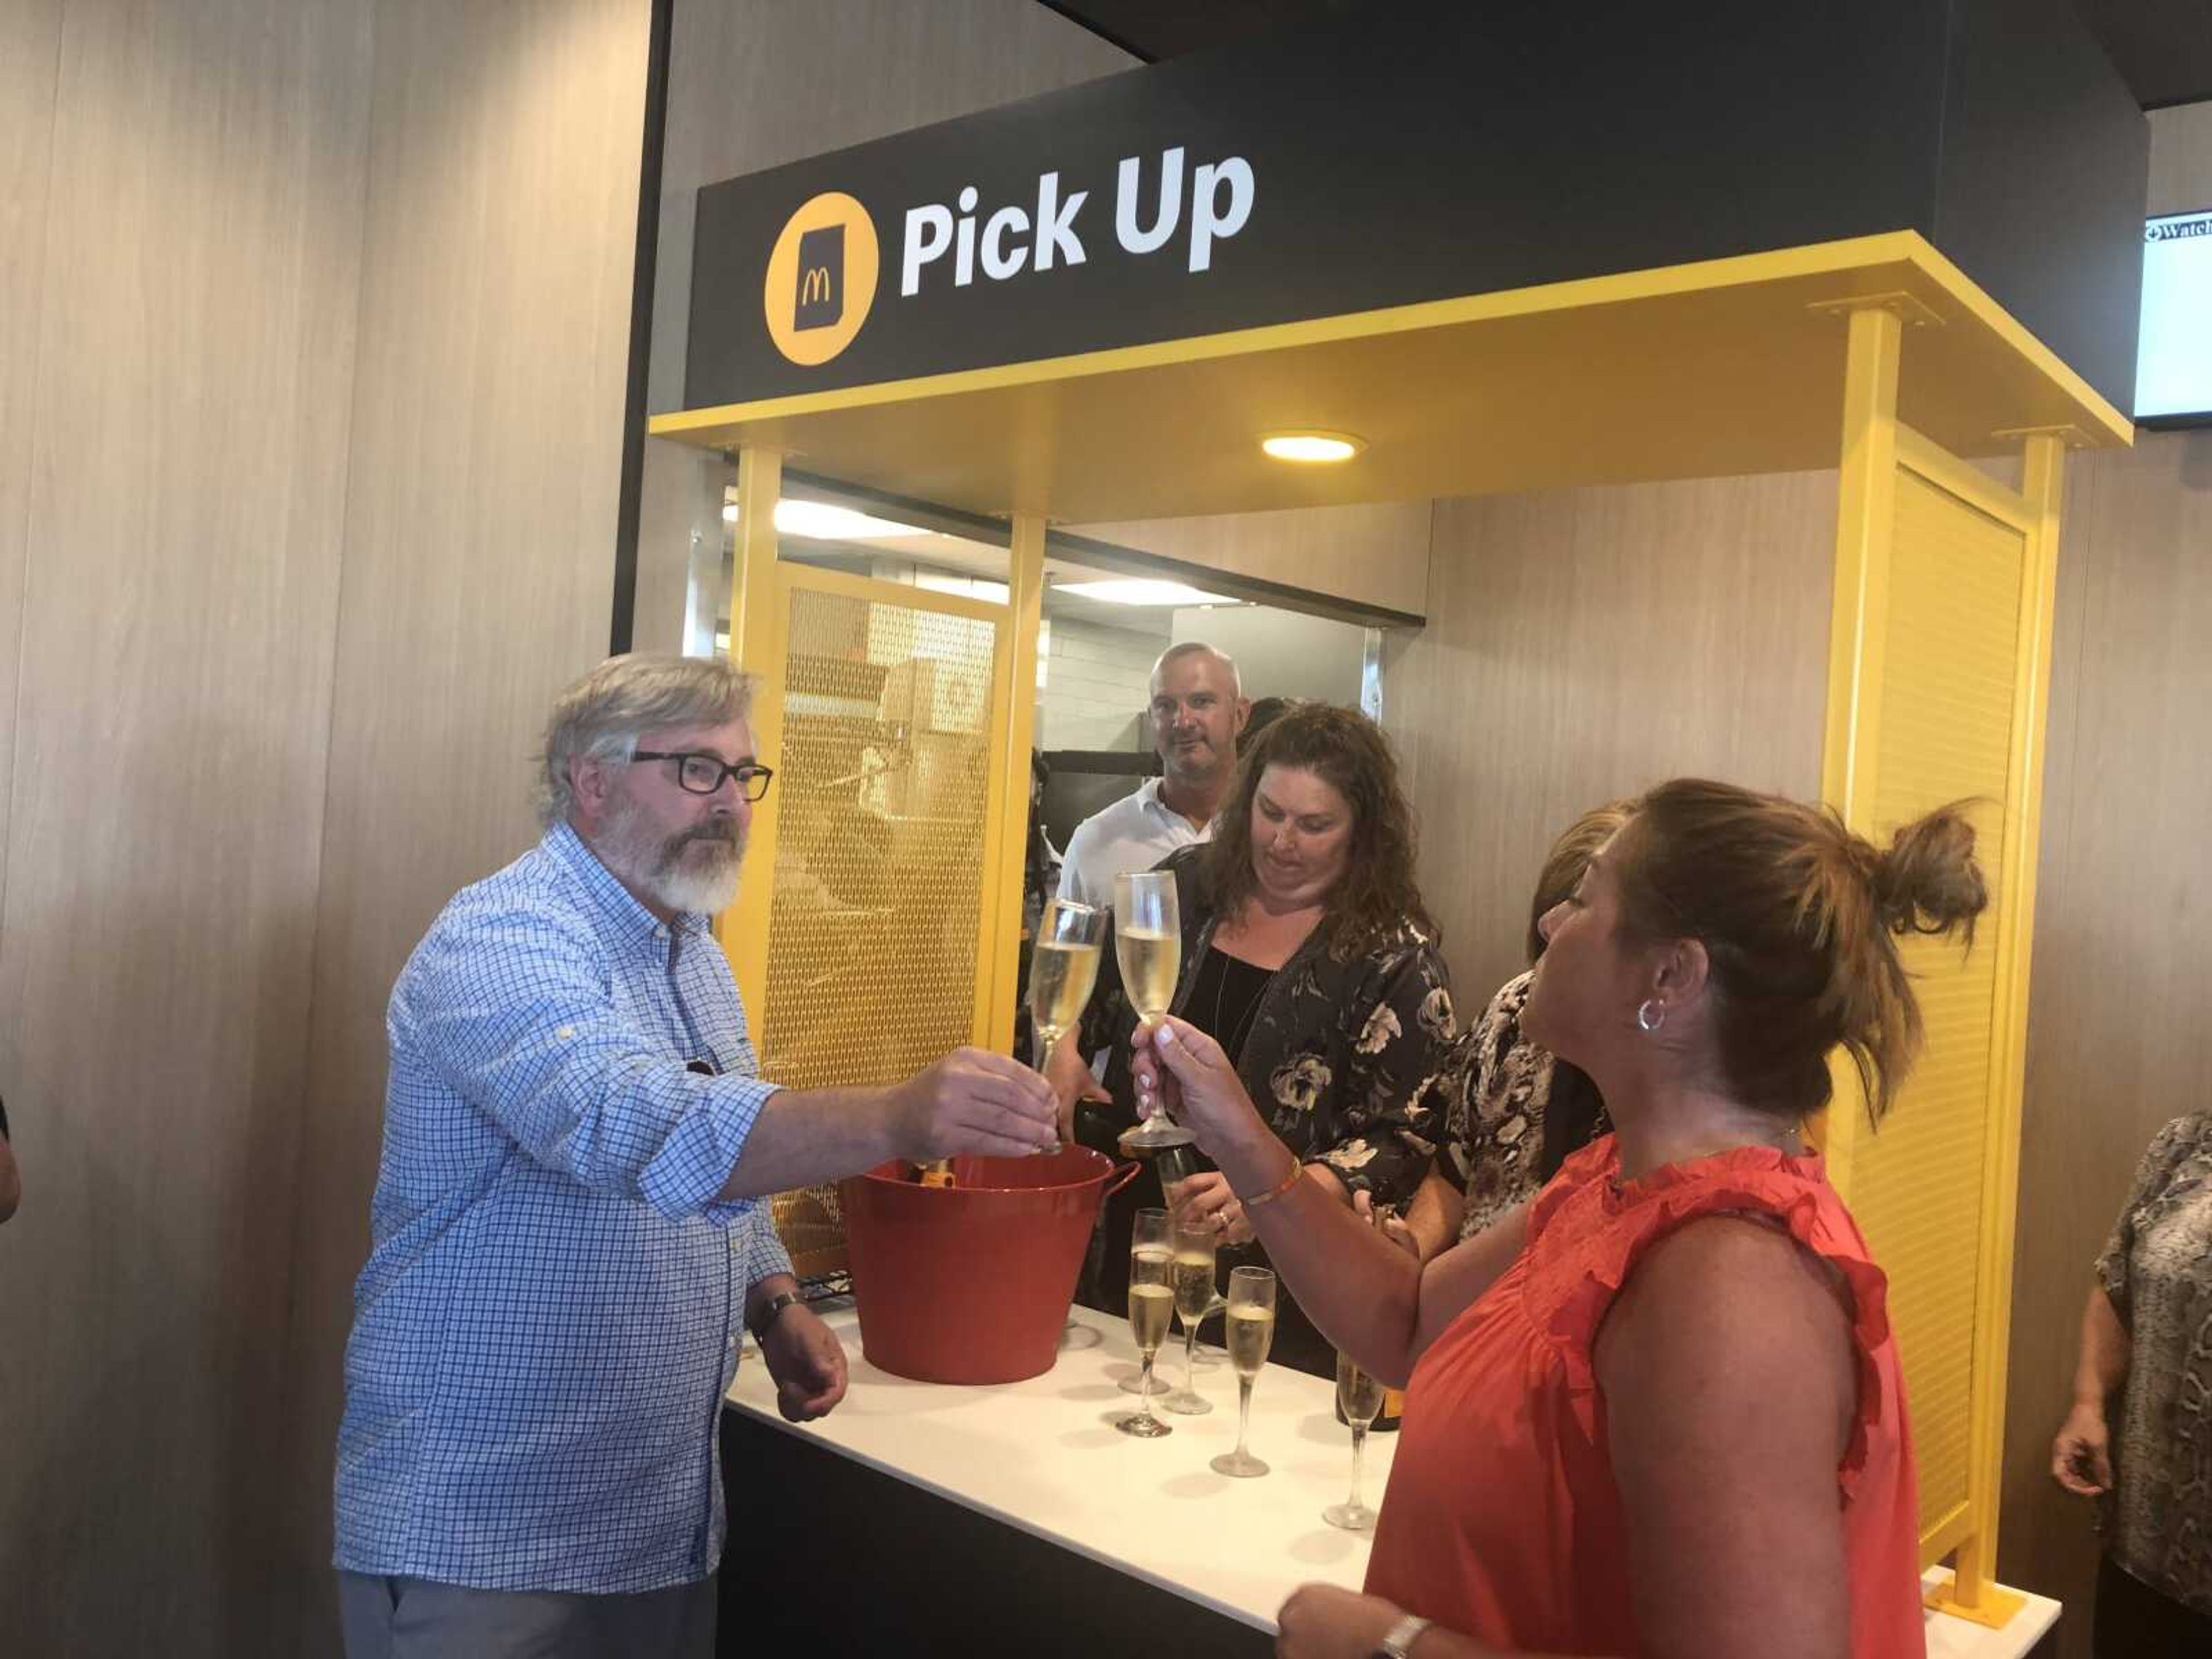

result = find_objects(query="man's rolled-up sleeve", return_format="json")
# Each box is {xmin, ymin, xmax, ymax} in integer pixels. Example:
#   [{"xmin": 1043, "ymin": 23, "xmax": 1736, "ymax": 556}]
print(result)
[
  {"xmin": 739, "ymin": 1202, "xmax": 795, "ymax": 1289},
  {"xmin": 397, "ymin": 899, "xmax": 779, "ymax": 1224}
]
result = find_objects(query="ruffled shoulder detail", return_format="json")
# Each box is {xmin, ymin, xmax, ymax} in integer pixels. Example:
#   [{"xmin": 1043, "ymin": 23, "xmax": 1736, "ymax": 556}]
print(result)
[
  {"xmin": 1523, "ymin": 1130, "xmax": 1620, "ymax": 1245},
  {"xmin": 1522, "ymin": 1143, "xmax": 1896, "ymax": 1501}
]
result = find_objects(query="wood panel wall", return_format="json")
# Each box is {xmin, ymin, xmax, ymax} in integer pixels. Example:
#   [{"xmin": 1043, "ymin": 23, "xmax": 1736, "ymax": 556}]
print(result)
[
  {"xmin": 1389, "ymin": 472, "xmax": 1836, "ymax": 1001},
  {"xmin": 0, "ymin": 3, "xmax": 374, "ymax": 1655},
  {"xmin": 1995, "ymin": 426, "xmax": 2212, "ymax": 1655},
  {"xmin": 2147, "ymin": 98, "xmax": 2212, "ymax": 214},
  {"xmin": 0, "ymin": 0, "xmax": 62, "ymax": 916},
  {"xmin": 271, "ymin": 1, "xmax": 654, "ymax": 1646},
  {"xmin": 629, "ymin": 0, "xmax": 1132, "ymax": 655}
]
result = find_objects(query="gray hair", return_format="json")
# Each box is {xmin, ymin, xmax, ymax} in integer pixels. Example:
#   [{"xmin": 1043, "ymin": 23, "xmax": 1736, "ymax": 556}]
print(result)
[
  {"xmin": 535, "ymin": 653, "xmax": 755, "ymax": 827},
  {"xmin": 1151, "ymin": 641, "xmax": 1241, "ymax": 698}
]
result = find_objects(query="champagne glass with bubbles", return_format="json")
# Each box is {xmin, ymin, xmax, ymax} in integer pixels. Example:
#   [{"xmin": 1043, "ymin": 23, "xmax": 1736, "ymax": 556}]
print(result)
[
  {"xmin": 1116, "ymin": 1209, "xmax": 1176, "ymax": 1438},
  {"xmin": 1209, "ymin": 1266, "xmax": 1277, "ymax": 1476},
  {"xmin": 1121, "ymin": 1143, "xmax": 1207, "ymax": 1392},
  {"xmin": 1324, "ymin": 1347, "xmax": 1385, "ymax": 1530},
  {"xmin": 1160, "ymin": 1220, "xmax": 1218, "ymax": 1415},
  {"xmin": 1115, "ymin": 870, "xmax": 1191, "ymax": 1152},
  {"xmin": 1028, "ymin": 899, "xmax": 1104, "ymax": 1072}
]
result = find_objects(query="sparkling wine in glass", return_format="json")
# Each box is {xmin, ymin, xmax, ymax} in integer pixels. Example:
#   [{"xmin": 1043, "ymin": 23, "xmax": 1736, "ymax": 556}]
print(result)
[
  {"xmin": 1118, "ymin": 1143, "xmax": 1205, "ymax": 1392},
  {"xmin": 1028, "ymin": 899, "xmax": 1104, "ymax": 1070},
  {"xmin": 1209, "ymin": 1266, "xmax": 1276, "ymax": 1476},
  {"xmin": 1116, "ymin": 1209, "xmax": 1175, "ymax": 1438},
  {"xmin": 1324, "ymin": 1349, "xmax": 1387, "ymax": 1530},
  {"xmin": 1161, "ymin": 1222, "xmax": 1218, "ymax": 1415},
  {"xmin": 1114, "ymin": 870, "xmax": 1191, "ymax": 1153}
]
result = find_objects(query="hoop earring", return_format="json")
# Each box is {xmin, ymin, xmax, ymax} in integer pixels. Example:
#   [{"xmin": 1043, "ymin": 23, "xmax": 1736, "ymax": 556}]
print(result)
[{"xmin": 1636, "ymin": 998, "xmax": 1666, "ymax": 1034}]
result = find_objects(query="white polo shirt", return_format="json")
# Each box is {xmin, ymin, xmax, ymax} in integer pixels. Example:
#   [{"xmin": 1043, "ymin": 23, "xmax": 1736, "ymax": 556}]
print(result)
[{"xmin": 1055, "ymin": 778, "xmax": 1213, "ymax": 910}]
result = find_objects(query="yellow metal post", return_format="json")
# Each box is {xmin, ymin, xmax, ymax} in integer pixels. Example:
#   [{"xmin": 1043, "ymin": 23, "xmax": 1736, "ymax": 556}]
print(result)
[
  {"xmin": 1813, "ymin": 303, "xmax": 1903, "ymax": 1192},
  {"xmin": 716, "ymin": 446, "xmax": 783, "ymax": 1018},
  {"xmin": 1929, "ymin": 430, "xmax": 2067, "ymax": 1626},
  {"xmin": 974, "ymin": 514, "xmax": 1046, "ymax": 1054}
]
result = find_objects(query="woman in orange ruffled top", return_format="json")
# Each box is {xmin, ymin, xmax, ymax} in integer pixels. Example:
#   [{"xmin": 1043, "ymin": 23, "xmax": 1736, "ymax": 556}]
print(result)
[{"xmin": 1135, "ymin": 778, "xmax": 1985, "ymax": 1659}]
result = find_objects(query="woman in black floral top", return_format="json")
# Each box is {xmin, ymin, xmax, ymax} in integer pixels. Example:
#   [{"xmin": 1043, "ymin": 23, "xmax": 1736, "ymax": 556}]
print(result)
[
  {"xmin": 2050, "ymin": 1112, "xmax": 2212, "ymax": 1656},
  {"xmin": 1061, "ymin": 705, "xmax": 1452, "ymax": 1376}
]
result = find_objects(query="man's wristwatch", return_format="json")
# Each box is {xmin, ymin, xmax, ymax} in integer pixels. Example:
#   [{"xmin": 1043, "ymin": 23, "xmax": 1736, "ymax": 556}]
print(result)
[
  {"xmin": 745, "ymin": 1289, "xmax": 802, "ymax": 1344},
  {"xmin": 1372, "ymin": 1612, "xmax": 1431, "ymax": 1658}
]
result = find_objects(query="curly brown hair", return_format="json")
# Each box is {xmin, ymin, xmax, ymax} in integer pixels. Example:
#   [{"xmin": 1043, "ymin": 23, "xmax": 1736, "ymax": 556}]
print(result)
[{"xmin": 1203, "ymin": 703, "xmax": 1434, "ymax": 959}]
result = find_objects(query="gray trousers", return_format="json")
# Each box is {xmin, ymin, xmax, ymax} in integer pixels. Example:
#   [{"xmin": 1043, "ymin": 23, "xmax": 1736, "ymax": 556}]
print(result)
[{"xmin": 337, "ymin": 1570, "xmax": 717, "ymax": 1659}]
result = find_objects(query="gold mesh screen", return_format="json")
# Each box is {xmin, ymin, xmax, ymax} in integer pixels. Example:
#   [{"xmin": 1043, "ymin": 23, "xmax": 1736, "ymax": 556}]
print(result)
[
  {"xmin": 1840, "ymin": 470, "xmax": 2027, "ymax": 1544},
  {"xmin": 757, "ymin": 579, "xmax": 999, "ymax": 1273}
]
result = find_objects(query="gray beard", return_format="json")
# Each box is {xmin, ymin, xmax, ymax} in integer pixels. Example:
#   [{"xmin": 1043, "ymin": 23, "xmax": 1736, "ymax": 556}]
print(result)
[
  {"xmin": 599, "ymin": 799, "xmax": 744, "ymax": 916},
  {"xmin": 652, "ymin": 854, "xmax": 741, "ymax": 918}
]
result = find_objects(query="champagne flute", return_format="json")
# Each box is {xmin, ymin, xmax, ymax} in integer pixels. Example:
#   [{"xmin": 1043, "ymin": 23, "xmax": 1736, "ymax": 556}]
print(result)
[
  {"xmin": 1118, "ymin": 1143, "xmax": 1200, "ymax": 1390},
  {"xmin": 1324, "ymin": 1349, "xmax": 1386, "ymax": 1530},
  {"xmin": 1116, "ymin": 1208, "xmax": 1175, "ymax": 1438},
  {"xmin": 940, "ymin": 899, "xmax": 1103, "ymax": 1188},
  {"xmin": 1161, "ymin": 1221, "xmax": 1218, "ymax": 1415},
  {"xmin": 1159, "ymin": 1145, "xmax": 1225, "ymax": 1372},
  {"xmin": 1028, "ymin": 899, "xmax": 1105, "ymax": 1070},
  {"xmin": 1209, "ymin": 1266, "xmax": 1276, "ymax": 1476},
  {"xmin": 1115, "ymin": 869, "xmax": 1191, "ymax": 1152}
]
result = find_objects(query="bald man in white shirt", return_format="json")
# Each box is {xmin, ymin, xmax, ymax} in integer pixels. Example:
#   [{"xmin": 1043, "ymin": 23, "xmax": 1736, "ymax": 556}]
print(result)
[{"xmin": 1056, "ymin": 642, "xmax": 1250, "ymax": 911}]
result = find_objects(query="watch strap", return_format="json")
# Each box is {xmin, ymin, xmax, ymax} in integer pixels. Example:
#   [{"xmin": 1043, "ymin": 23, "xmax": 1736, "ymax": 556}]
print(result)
[
  {"xmin": 1372, "ymin": 1612, "xmax": 1431, "ymax": 1658},
  {"xmin": 746, "ymin": 1289, "xmax": 801, "ymax": 1344}
]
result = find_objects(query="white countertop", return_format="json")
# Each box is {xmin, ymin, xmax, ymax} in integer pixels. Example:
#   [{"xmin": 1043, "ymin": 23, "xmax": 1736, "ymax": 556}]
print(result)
[
  {"xmin": 728, "ymin": 1302, "xmax": 1387, "ymax": 1631},
  {"xmin": 729, "ymin": 1303, "xmax": 2062, "ymax": 1651}
]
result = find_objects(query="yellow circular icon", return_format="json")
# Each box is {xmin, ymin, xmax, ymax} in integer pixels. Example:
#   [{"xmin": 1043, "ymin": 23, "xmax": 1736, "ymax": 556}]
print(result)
[{"xmin": 763, "ymin": 192, "xmax": 879, "ymax": 367}]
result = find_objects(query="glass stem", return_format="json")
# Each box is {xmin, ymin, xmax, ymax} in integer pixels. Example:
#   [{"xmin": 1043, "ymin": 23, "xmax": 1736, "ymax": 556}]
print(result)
[
  {"xmin": 1138, "ymin": 1350, "xmax": 1157, "ymax": 1420},
  {"xmin": 1235, "ymin": 1376, "xmax": 1255, "ymax": 1457},
  {"xmin": 1349, "ymin": 1423, "xmax": 1368, "ymax": 1510},
  {"xmin": 1031, "ymin": 1024, "xmax": 1057, "ymax": 1071},
  {"xmin": 1183, "ymin": 1321, "xmax": 1200, "ymax": 1393}
]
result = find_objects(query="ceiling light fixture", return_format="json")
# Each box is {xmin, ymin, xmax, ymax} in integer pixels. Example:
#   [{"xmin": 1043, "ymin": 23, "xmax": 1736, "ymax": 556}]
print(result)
[
  {"xmin": 719, "ymin": 498, "xmax": 928, "ymax": 539},
  {"xmin": 1260, "ymin": 430, "xmax": 1366, "ymax": 464},
  {"xmin": 1055, "ymin": 578, "xmax": 1238, "ymax": 607}
]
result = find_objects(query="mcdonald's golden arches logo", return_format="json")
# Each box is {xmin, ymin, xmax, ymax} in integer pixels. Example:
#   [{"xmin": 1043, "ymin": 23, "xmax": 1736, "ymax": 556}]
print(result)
[{"xmin": 763, "ymin": 192, "xmax": 879, "ymax": 366}]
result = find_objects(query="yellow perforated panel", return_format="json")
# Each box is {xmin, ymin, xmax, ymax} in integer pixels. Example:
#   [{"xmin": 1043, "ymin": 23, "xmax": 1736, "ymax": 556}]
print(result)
[
  {"xmin": 1840, "ymin": 470, "xmax": 2027, "ymax": 1543},
  {"xmin": 753, "ymin": 579, "xmax": 1001, "ymax": 1272}
]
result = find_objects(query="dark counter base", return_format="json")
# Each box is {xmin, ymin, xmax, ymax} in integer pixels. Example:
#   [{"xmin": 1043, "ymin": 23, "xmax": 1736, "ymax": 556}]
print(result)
[{"xmin": 719, "ymin": 1404, "xmax": 1271, "ymax": 1658}]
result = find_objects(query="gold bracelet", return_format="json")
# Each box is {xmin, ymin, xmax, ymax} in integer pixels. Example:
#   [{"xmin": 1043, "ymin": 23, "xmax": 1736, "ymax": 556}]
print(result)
[{"xmin": 1236, "ymin": 1156, "xmax": 1305, "ymax": 1209}]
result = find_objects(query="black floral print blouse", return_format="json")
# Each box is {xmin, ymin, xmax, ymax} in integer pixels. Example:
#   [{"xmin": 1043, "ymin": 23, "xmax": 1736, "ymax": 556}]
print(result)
[
  {"xmin": 2095, "ymin": 1112, "xmax": 2212, "ymax": 1616},
  {"xmin": 1090, "ymin": 844, "xmax": 1455, "ymax": 1211}
]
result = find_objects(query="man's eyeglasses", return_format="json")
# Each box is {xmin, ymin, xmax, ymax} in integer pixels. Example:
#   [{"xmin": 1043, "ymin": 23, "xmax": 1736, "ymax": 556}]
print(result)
[{"xmin": 631, "ymin": 751, "xmax": 775, "ymax": 801}]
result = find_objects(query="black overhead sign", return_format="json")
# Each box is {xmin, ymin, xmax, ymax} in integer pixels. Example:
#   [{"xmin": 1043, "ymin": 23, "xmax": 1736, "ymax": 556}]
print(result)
[{"xmin": 683, "ymin": 0, "xmax": 2145, "ymax": 415}]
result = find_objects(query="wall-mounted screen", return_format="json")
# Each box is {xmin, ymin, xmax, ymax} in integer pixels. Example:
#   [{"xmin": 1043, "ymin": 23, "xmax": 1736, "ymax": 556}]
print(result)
[{"xmin": 2137, "ymin": 209, "xmax": 2212, "ymax": 425}]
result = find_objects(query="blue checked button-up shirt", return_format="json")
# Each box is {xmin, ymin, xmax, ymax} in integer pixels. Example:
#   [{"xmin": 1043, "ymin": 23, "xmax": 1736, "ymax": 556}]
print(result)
[{"xmin": 335, "ymin": 822, "xmax": 791, "ymax": 1593}]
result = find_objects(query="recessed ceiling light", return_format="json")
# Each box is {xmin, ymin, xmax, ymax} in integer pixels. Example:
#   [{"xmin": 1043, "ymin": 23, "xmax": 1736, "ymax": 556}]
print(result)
[
  {"xmin": 1260, "ymin": 430, "xmax": 1365, "ymax": 463},
  {"xmin": 1055, "ymin": 578, "xmax": 1237, "ymax": 607},
  {"xmin": 719, "ymin": 498, "xmax": 927, "ymax": 539}
]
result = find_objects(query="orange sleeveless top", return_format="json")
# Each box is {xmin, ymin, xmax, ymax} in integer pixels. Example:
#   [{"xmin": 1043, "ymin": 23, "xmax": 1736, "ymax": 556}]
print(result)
[{"xmin": 1364, "ymin": 1137, "xmax": 1925, "ymax": 1657}]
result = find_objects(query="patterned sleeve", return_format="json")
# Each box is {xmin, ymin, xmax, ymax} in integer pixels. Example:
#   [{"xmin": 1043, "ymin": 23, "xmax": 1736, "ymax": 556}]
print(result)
[
  {"xmin": 738, "ymin": 1202, "xmax": 795, "ymax": 1290},
  {"xmin": 1431, "ymin": 975, "xmax": 1528, "ymax": 1198},
  {"xmin": 397, "ymin": 896, "xmax": 778, "ymax": 1226},
  {"xmin": 2096, "ymin": 1115, "xmax": 2201, "ymax": 1327},
  {"xmin": 1445, "ymin": 972, "xmax": 1555, "ymax": 1234},
  {"xmin": 1312, "ymin": 939, "xmax": 1455, "ymax": 1209}
]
